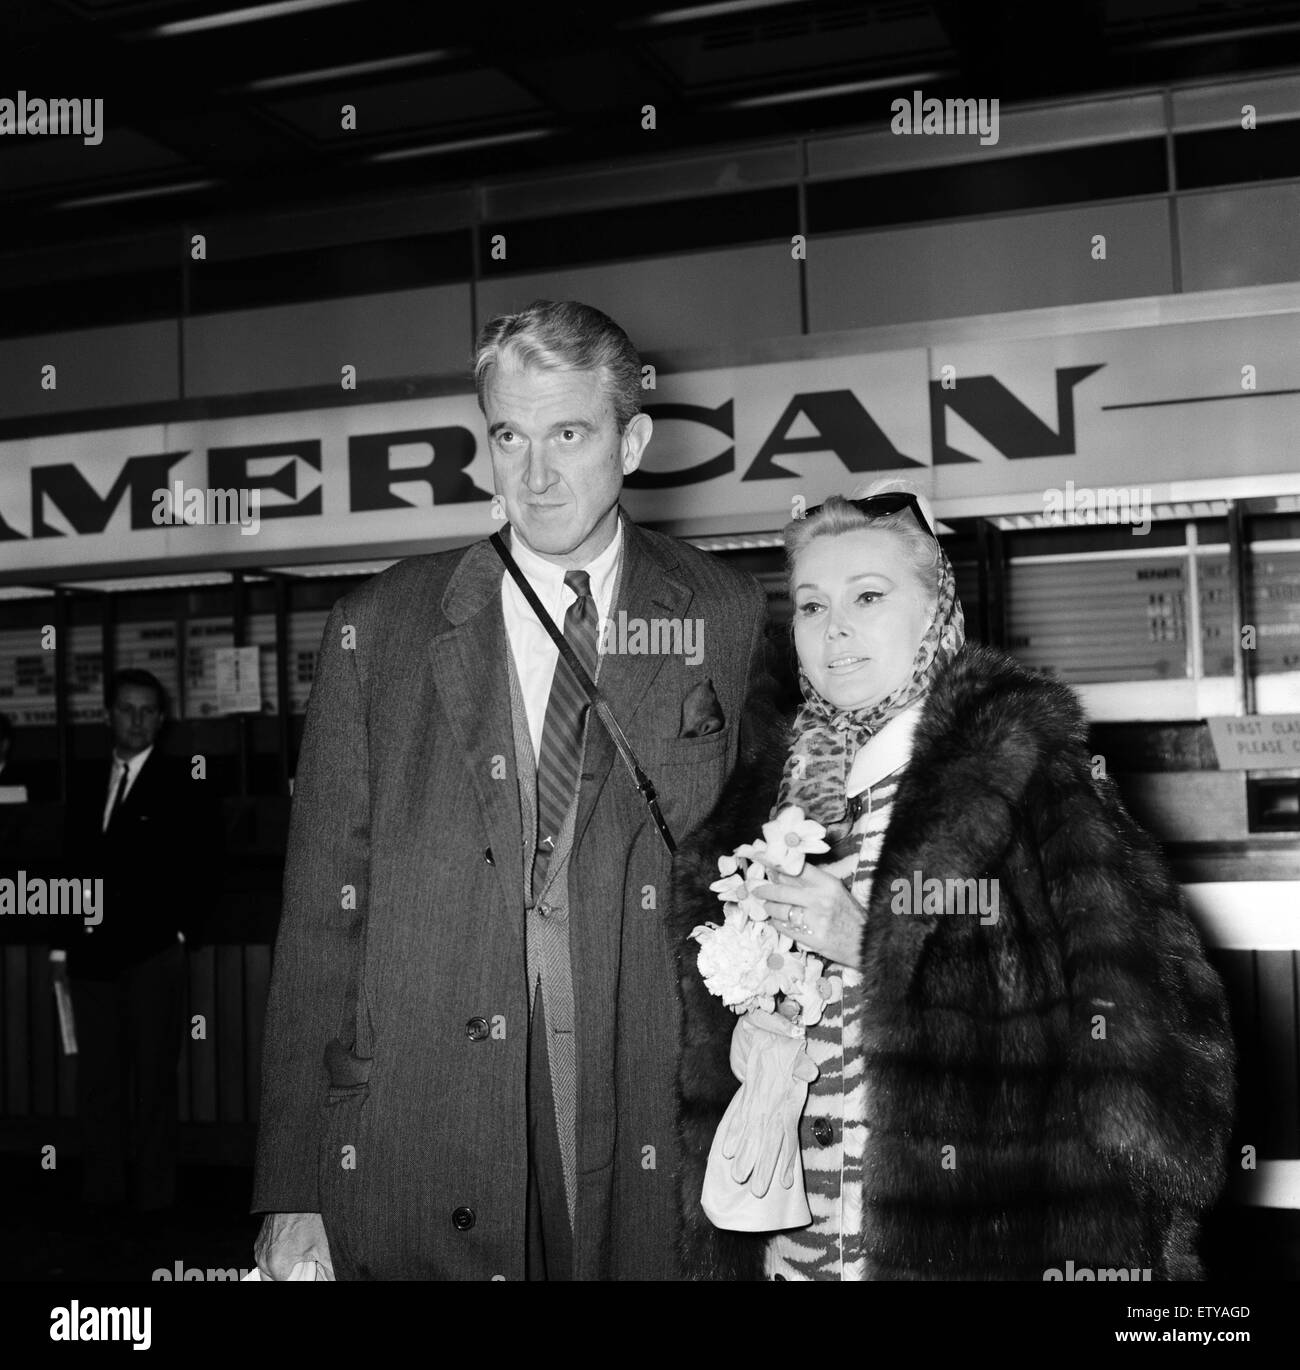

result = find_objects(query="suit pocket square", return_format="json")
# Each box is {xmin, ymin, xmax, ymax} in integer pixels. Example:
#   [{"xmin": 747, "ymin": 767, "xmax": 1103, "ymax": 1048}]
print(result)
[{"xmin": 680, "ymin": 678, "xmax": 726, "ymax": 738}]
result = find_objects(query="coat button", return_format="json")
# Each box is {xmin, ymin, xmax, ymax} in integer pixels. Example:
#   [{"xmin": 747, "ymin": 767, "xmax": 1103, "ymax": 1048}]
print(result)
[
  {"xmin": 811, "ymin": 1117, "xmax": 833, "ymax": 1147},
  {"xmin": 484, "ymin": 848, "xmax": 494, "ymax": 865},
  {"xmin": 451, "ymin": 1207, "xmax": 475, "ymax": 1232},
  {"xmin": 537, "ymin": 903, "xmax": 551, "ymax": 918},
  {"xmin": 466, "ymin": 1017, "xmax": 490, "ymax": 1042}
]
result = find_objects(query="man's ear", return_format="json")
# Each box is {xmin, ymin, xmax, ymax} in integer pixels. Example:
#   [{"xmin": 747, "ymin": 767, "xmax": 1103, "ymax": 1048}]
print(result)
[{"xmin": 620, "ymin": 411, "xmax": 653, "ymax": 475}]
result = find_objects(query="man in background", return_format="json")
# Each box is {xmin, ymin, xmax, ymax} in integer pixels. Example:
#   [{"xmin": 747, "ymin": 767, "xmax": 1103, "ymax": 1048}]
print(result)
[{"xmin": 52, "ymin": 668, "xmax": 215, "ymax": 1217}]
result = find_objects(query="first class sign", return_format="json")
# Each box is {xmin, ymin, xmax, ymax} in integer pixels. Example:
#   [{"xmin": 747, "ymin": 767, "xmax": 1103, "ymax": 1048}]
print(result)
[
  {"xmin": 1205, "ymin": 716, "xmax": 1300, "ymax": 770},
  {"xmin": 1, "ymin": 308, "xmax": 1298, "ymax": 578}
]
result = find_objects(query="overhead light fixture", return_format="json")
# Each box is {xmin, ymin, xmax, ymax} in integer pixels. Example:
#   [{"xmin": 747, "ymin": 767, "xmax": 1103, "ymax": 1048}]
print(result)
[
  {"xmin": 56, "ymin": 179, "xmax": 220, "ymax": 209},
  {"xmin": 688, "ymin": 533, "xmax": 785, "ymax": 551},
  {"xmin": 628, "ymin": 0, "xmax": 804, "ymax": 27},
  {"xmin": 0, "ymin": 586, "xmax": 56, "ymax": 600},
  {"xmin": 143, "ymin": 0, "xmax": 364, "ymax": 39},
  {"xmin": 1116, "ymin": 20, "xmax": 1300, "ymax": 53},
  {"xmin": 369, "ymin": 127, "xmax": 554, "ymax": 162},
  {"xmin": 722, "ymin": 71, "xmax": 951, "ymax": 110},
  {"xmin": 269, "ymin": 561, "xmax": 398, "ymax": 577},
  {"xmin": 59, "ymin": 573, "xmax": 239, "ymax": 592},
  {"xmin": 246, "ymin": 49, "xmax": 459, "ymax": 93}
]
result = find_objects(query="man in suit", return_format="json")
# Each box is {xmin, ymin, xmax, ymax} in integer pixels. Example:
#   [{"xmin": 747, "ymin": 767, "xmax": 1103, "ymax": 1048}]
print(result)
[
  {"xmin": 51, "ymin": 669, "xmax": 211, "ymax": 1214},
  {"xmin": 253, "ymin": 299, "xmax": 776, "ymax": 1280}
]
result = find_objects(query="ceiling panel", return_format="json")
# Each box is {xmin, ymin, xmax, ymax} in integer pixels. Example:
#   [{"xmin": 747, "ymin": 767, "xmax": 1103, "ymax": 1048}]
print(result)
[
  {"xmin": 1, "ymin": 0, "xmax": 1298, "ymax": 260},
  {"xmin": 264, "ymin": 69, "xmax": 545, "ymax": 143}
]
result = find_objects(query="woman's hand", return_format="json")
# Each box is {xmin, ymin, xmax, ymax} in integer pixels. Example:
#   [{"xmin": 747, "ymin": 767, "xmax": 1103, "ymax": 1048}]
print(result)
[{"xmin": 753, "ymin": 865, "xmax": 867, "ymax": 971}]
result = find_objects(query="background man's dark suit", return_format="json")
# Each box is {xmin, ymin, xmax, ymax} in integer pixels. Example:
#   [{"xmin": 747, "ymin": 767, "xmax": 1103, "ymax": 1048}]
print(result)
[
  {"xmin": 252, "ymin": 517, "xmax": 773, "ymax": 1279},
  {"xmin": 62, "ymin": 750, "xmax": 213, "ymax": 1209}
]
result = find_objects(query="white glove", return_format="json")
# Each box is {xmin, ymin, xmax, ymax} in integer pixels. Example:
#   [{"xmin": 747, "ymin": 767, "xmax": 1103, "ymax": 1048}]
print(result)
[
  {"xmin": 701, "ymin": 1009, "xmax": 819, "ymax": 1232},
  {"xmin": 241, "ymin": 1260, "xmax": 330, "ymax": 1281}
]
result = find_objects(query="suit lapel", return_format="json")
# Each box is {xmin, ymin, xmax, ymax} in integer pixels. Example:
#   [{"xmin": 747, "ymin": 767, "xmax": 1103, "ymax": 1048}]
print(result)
[
  {"xmin": 426, "ymin": 539, "xmax": 526, "ymax": 922},
  {"xmin": 572, "ymin": 518, "xmax": 694, "ymax": 852}
]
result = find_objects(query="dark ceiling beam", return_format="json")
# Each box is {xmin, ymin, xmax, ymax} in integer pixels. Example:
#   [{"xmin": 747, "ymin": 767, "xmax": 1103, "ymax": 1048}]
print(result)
[
  {"xmin": 930, "ymin": 0, "xmax": 1109, "ymax": 98},
  {"xmin": 3, "ymin": 35, "xmax": 311, "ymax": 192}
]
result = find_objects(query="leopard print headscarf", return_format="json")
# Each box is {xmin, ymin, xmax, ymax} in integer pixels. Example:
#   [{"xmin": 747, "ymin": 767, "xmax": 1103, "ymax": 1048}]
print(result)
[{"xmin": 773, "ymin": 542, "xmax": 965, "ymax": 836}]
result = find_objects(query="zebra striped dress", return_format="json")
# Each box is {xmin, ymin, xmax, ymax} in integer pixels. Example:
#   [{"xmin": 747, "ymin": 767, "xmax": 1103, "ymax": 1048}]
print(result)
[{"xmin": 766, "ymin": 702, "xmax": 924, "ymax": 1282}]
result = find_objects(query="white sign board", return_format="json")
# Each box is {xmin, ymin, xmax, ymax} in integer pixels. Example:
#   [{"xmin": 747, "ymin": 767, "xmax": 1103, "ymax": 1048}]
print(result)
[
  {"xmin": 214, "ymin": 645, "xmax": 263, "ymax": 715},
  {"xmin": 1, "ymin": 310, "xmax": 1298, "ymax": 578}
]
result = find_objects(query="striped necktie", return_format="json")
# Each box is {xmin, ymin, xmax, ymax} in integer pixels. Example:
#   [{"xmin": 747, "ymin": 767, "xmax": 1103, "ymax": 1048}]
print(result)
[{"xmin": 531, "ymin": 569, "xmax": 599, "ymax": 902}]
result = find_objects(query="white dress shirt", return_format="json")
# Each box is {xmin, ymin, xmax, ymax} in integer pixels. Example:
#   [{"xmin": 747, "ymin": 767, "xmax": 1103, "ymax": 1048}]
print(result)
[
  {"xmin": 102, "ymin": 744, "xmax": 154, "ymax": 833},
  {"xmin": 501, "ymin": 517, "xmax": 624, "ymax": 763}
]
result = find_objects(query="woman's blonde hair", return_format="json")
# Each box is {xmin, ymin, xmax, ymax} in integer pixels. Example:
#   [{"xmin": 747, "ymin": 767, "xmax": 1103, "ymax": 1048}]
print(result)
[{"xmin": 783, "ymin": 479, "xmax": 941, "ymax": 606}]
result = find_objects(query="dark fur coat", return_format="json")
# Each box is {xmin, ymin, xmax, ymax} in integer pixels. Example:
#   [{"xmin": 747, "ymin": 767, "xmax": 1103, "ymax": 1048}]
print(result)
[{"xmin": 670, "ymin": 644, "xmax": 1234, "ymax": 1281}]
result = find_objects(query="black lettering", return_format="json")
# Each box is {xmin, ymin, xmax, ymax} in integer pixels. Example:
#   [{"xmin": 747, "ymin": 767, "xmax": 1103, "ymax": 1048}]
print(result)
[
  {"xmin": 348, "ymin": 428, "xmax": 489, "ymax": 510},
  {"xmin": 31, "ymin": 451, "xmax": 188, "ymax": 537},
  {"xmin": 628, "ymin": 401, "xmax": 734, "ymax": 489},
  {"xmin": 931, "ymin": 365, "xmax": 1103, "ymax": 464},
  {"xmin": 0, "ymin": 501, "xmax": 26, "ymax": 541},
  {"xmin": 745, "ymin": 391, "xmax": 918, "ymax": 480},
  {"xmin": 208, "ymin": 442, "xmax": 322, "ymax": 518}
]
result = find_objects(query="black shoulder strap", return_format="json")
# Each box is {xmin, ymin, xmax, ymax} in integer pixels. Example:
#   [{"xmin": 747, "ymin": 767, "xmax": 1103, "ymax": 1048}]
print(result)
[{"xmin": 490, "ymin": 530, "xmax": 675, "ymax": 855}]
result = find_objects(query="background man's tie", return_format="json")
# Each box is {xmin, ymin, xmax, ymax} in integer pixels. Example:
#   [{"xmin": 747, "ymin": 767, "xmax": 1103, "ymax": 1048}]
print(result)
[
  {"xmin": 531, "ymin": 569, "xmax": 598, "ymax": 903},
  {"xmin": 104, "ymin": 762, "xmax": 130, "ymax": 834}
]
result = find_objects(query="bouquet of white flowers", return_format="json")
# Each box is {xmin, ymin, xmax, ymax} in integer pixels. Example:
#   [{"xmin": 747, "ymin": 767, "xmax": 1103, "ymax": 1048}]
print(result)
[
  {"xmin": 689, "ymin": 806, "xmax": 834, "ymax": 1028},
  {"xmin": 690, "ymin": 806, "xmax": 837, "ymax": 1232}
]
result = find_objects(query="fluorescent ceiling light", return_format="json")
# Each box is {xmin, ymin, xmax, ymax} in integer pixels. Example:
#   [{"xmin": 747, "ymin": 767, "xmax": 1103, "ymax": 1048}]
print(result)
[
  {"xmin": 630, "ymin": 0, "xmax": 805, "ymax": 26},
  {"xmin": 59, "ymin": 574, "xmax": 240, "ymax": 592},
  {"xmin": 688, "ymin": 534, "xmax": 784, "ymax": 551},
  {"xmin": 369, "ymin": 127, "xmax": 554, "ymax": 162},
  {"xmin": 1117, "ymin": 20, "xmax": 1300, "ymax": 53},
  {"xmin": 146, "ymin": 0, "xmax": 363, "ymax": 39},
  {"xmin": 723, "ymin": 71, "xmax": 951, "ymax": 110},
  {"xmin": 269, "ymin": 561, "xmax": 398, "ymax": 577},
  {"xmin": 56, "ymin": 179, "xmax": 220, "ymax": 209},
  {"xmin": 246, "ymin": 50, "xmax": 458, "ymax": 93}
]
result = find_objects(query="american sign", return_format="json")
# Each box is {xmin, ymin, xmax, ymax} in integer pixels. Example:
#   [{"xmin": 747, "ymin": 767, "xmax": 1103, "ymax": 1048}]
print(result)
[{"xmin": 1, "ymin": 309, "xmax": 1298, "ymax": 577}]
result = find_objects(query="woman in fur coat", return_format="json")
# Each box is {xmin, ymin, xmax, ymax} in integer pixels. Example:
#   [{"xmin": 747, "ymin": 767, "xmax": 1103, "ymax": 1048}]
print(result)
[{"xmin": 671, "ymin": 490, "xmax": 1234, "ymax": 1281}]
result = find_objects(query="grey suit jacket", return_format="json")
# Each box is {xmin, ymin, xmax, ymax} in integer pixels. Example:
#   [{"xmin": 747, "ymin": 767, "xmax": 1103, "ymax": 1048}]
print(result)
[{"xmin": 251, "ymin": 513, "xmax": 775, "ymax": 1279}]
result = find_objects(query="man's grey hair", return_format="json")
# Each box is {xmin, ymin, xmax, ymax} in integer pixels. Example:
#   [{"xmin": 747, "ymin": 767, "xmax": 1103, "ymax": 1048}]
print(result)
[{"xmin": 472, "ymin": 299, "xmax": 643, "ymax": 432}]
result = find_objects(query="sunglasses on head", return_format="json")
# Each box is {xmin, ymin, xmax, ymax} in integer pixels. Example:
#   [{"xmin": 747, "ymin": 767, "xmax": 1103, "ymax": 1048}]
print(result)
[{"xmin": 802, "ymin": 491, "xmax": 937, "ymax": 540}]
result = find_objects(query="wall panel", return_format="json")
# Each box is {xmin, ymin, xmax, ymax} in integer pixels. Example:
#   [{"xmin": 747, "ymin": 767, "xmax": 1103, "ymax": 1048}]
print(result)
[
  {"xmin": 0, "ymin": 322, "xmax": 179, "ymax": 419},
  {"xmin": 183, "ymin": 284, "xmax": 473, "ymax": 397},
  {"xmin": 807, "ymin": 199, "xmax": 1174, "ymax": 331},
  {"xmin": 475, "ymin": 244, "xmax": 802, "ymax": 353},
  {"xmin": 1178, "ymin": 184, "xmax": 1300, "ymax": 292}
]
